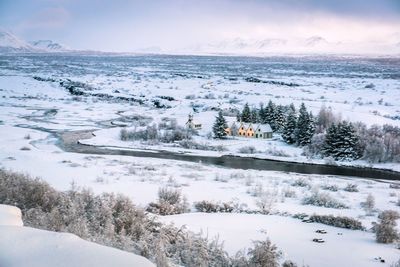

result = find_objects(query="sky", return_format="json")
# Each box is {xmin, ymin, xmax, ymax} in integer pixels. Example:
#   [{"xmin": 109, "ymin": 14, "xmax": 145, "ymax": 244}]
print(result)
[{"xmin": 0, "ymin": 0, "xmax": 399, "ymax": 53}]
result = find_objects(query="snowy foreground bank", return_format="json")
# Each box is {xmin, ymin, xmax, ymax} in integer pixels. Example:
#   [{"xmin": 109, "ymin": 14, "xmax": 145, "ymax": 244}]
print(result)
[
  {"xmin": 0, "ymin": 205, "xmax": 154, "ymax": 267},
  {"xmin": 160, "ymin": 213, "xmax": 398, "ymax": 267}
]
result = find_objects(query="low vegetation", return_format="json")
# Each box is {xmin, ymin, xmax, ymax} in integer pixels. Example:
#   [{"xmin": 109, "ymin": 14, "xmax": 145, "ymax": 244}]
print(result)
[
  {"xmin": 308, "ymin": 214, "xmax": 365, "ymax": 230},
  {"xmin": 302, "ymin": 191, "xmax": 348, "ymax": 209},
  {"xmin": 146, "ymin": 187, "xmax": 189, "ymax": 215},
  {"xmin": 374, "ymin": 210, "xmax": 400, "ymax": 244},
  {"xmin": 0, "ymin": 169, "xmax": 289, "ymax": 267}
]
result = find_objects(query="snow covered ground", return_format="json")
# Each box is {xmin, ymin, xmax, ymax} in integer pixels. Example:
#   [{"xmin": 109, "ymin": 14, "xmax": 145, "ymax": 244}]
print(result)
[
  {"xmin": 0, "ymin": 54, "xmax": 399, "ymax": 266},
  {"xmin": 0, "ymin": 205, "xmax": 154, "ymax": 267},
  {"xmin": 159, "ymin": 213, "xmax": 398, "ymax": 267}
]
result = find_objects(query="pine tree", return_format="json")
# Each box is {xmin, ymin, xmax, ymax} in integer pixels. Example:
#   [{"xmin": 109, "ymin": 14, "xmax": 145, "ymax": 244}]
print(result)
[
  {"xmin": 264, "ymin": 100, "xmax": 276, "ymax": 128},
  {"xmin": 274, "ymin": 105, "xmax": 286, "ymax": 132},
  {"xmin": 258, "ymin": 103, "xmax": 265, "ymax": 123},
  {"xmin": 251, "ymin": 108, "xmax": 259, "ymax": 123},
  {"xmin": 296, "ymin": 103, "xmax": 315, "ymax": 146},
  {"xmin": 282, "ymin": 110, "xmax": 297, "ymax": 144},
  {"xmin": 241, "ymin": 103, "xmax": 251, "ymax": 123},
  {"xmin": 323, "ymin": 121, "xmax": 361, "ymax": 160},
  {"xmin": 288, "ymin": 103, "xmax": 296, "ymax": 114},
  {"xmin": 213, "ymin": 111, "xmax": 228, "ymax": 139}
]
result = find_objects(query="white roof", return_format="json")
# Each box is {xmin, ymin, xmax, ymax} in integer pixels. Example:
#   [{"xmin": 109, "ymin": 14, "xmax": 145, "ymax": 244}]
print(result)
[{"xmin": 256, "ymin": 124, "xmax": 272, "ymax": 133}]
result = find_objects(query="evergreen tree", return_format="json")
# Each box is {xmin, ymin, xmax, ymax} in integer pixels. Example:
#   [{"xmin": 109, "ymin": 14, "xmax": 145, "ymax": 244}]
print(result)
[
  {"xmin": 323, "ymin": 121, "xmax": 361, "ymax": 160},
  {"xmin": 282, "ymin": 110, "xmax": 297, "ymax": 144},
  {"xmin": 213, "ymin": 111, "xmax": 228, "ymax": 139},
  {"xmin": 288, "ymin": 103, "xmax": 296, "ymax": 114},
  {"xmin": 241, "ymin": 103, "xmax": 251, "ymax": 123},
  {"xmin": 264, "ymin": 100, "xmax": 276, "ymax": 128},
  {"xmin": 296, "ymin": 103, "xmax": 315, "ymax": 146},
  {"xmin": 258, "ymin": 103, "xmax": 265, "ymax": 123},
  {"xmin": 274, "ymin": 105, "xmax": 286, "ymax": 132},
  {"xmin": 251, "ymin": 108, "xmax": 259, "ymax": 123}
]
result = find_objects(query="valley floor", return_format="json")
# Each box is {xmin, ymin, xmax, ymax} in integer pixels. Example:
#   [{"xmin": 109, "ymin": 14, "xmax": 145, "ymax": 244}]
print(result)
[{"xmin": 0, "ymin": 54, "xmax": 399, "ymax": 266}]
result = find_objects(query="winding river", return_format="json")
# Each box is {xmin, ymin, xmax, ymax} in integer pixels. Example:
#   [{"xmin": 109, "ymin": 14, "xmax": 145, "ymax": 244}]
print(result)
[{"xmin": 57, "ymin": 130, "xmax": 400, "ymax": 181}]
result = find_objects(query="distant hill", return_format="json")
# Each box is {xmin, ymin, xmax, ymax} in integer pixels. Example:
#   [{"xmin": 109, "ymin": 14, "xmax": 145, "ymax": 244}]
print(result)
[
  {"xmin": 30, "ymin": 40, "xmax": 70, "ymax": 52},
  {"xmin": 0, "ymin": 30, "xmax": 70, "ymax": 53}
]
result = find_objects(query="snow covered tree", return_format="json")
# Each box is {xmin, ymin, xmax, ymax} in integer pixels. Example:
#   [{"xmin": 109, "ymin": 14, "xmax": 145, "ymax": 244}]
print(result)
[
  {"xmin": 241, "ymin": 103, "xmax": 251, "ymax": 123},
  {"xmin": 288, "ymin": 103, "xmax": 296, "ymax": 114},
  {"xmin": 296, "ymin": 103, "xmax": 315, "ymax": 146},
  {"xmin": 247, "ymin": 239, "xmax": 281, "ymax": 267},
  {"xmin": 258, "ymin": 103, "xmax": 265, "ymax": 123},
  {"xmin": 282, "ymin": 110, "xmax": 297, "ymax": 144},
  {"xmin": 263, "ymin": 100, "xmax": 276, "ymax": 126},
  {"xmin": 323, "ymin": 121, "xmax": 361, "ymax": 160},
  {"xmin": 316, "ymin": 105, "xmax": 341, "ymax": 133},
  {"xmin": 273, "ymin": 105, "xmax": 286, "ymax": 132},
  {"xmin": 251, "ymin": 108, "xmax": 259, "ymax": 123},
  {"xmin": 213, "ymin": 111, "xmax": 228, "ymax": 139},
  {"xmin": 375, "ymin": 210, "xmax": 400, "ymax": 244}
]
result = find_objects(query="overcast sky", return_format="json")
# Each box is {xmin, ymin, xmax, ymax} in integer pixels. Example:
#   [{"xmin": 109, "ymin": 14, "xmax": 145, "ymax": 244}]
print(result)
[{"xmin": 1, "ymin": 0, "xmax": 399, "ymax": 52}]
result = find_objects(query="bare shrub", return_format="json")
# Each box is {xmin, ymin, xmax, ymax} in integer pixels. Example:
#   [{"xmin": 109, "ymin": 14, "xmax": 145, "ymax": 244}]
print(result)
[
  {"xmin": 265, "ymin": 147, "xmax": 290, "ymax": 157},
  {"xmin": 375, "ymin": 210, "xmax": 400, "ymax": 244},
  {"xmin": 321, "ymin": 183, "xmax": 339, "ymax": 192},
  {"xmin": 146, "ymin": 187, "xmax": 189, "ymax": 215},
  {"xmin": 255, "ymin": 191, "xmax": 277, "ymax": 214},
  {"xmin": 194, "ymin": 200, "xmax": 246, "ymax": 213},
  {"xmin": 309, "ymin": 214, "xmax": 365, "ymax": 230},
  {"xmin": 344, "ymin": 183, "xmax": 359, "ymax": 192},
  {"xmin": 282, "ymin": 188, "xmax": 296, "ymax": 198},
  {"xmin": 0, "ymin": 169, "xmax": 237, "ymax": 266},
  {"xmin": 24, "ymin": 134, "xmax": 31, "ymax": 140},
  {"xmin": 282, "ymin": 260, "xmax": 299, "ymax": 267},
  {"xmin": 185, "ymin": 94, "xmax": 196, "ymax": 99},
  {"xmin": 291, "ymin": 178, "xmax": 310, "ymax": 188},
  {"xmin": 179, "ymin": 140, "xmax": 226, "ymax": 151},
  {"xmin": 302, "ymin": 191, "xmax": 348, "ymax": 209},
  {"xmin": 361, "ymin": 193, "xmax": 375, "ymax": 215},
  {"xmin": 246, "ymin": 239, "xmax": 281, "ymax": 267},
  {"xmin": 238, "ymin": 146, "xmax": 257, "ymax": 154},
  {"xmin": 120, "ymin": 121, "xmax": 192, "ymax": 143}
]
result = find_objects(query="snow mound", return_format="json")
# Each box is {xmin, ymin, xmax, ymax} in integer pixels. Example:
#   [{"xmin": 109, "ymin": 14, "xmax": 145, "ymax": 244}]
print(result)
[
  {"xmin": 0, "ymin": 205, "xmax": 155, "ymax": 267},
  {"xmin": 0, "ymin": 204, "xmax": 23, "ymax": 226}
]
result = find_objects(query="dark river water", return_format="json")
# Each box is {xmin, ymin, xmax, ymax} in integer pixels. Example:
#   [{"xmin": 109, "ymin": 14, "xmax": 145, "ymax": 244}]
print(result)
[{"xmin": 58, "ymin": 131, "xmax": 400, "ymax": 181}]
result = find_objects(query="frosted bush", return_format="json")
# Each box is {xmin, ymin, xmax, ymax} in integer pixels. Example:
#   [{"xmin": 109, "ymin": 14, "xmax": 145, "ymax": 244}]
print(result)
[
  {"xmin": 309, "ymin": 214, "xmax": 364, "ymax": 230},
  {"xmin": 291, "ymin": 178, "xmax": 311, "ymax": 188},
  {"xmin": 344, "ymin": 183, "xmax": 359, "ymax": 192},
  {"xmin": 321, "ymin": 183, "xmax": 339, "ymax": 192},
  {"xmin": 375, "ymin": 210, "xmax": 400, "ymax": 244},
  {"xmin": 238, "ymin": 146, "xmax": 257, "ymax": 154},
  {"xmin": 147, "ymin": 187, "xmax": 189, "ymax": 215},
  {"xmin": 302, "ymin": 191, "xmax": 348, "ymax": 209}
]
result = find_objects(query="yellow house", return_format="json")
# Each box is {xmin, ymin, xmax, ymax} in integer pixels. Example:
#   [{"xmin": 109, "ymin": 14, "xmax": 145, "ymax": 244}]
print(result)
[
  {"xmin": 225, "ymin": 121, "xmax": 237, "ymax": 136},
  {"xmin": 224, "ymin": 117, "xmax": 272, "ymax": 139},
  {"xmin": 245, "ymin": 123, "xmax": 255, "ymax": 137},
  {"xmin": 238, "ymin": 122, "xmax": 247, "ymax": 136}
]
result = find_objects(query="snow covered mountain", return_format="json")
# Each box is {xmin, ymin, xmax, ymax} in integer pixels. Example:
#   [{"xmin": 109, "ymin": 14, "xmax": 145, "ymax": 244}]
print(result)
[
  {"xmin": 183, "ymin": 36, "xmax": 400, "ymax": 55},
  {"xmin": 0, "ymin": 30, "xmax": 70, "ymax": 53},
  {"xmin": 0, "ymin": 30, "xmax": 35, "ymax": 52},
  {"xmin": 30, "ymin": 40, "xmax": 70, "ymax": 52}
]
